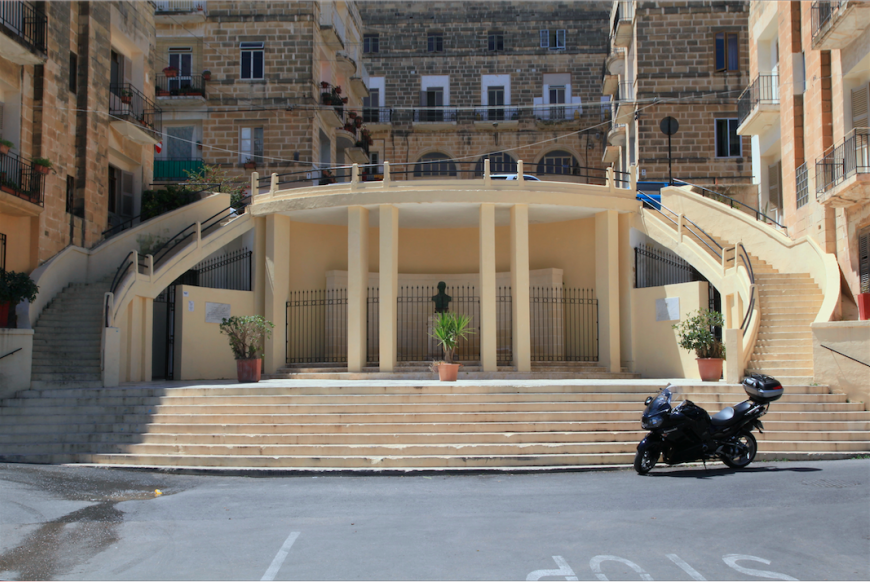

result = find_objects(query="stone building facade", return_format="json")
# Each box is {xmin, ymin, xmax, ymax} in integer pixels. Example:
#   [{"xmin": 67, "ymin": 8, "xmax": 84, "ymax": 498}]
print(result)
[
  {"xmin": 0, "ymin": 0, "xmax": 157, "ymax": 273},
  {"xmin": 739, "ymin": 1, "xmax": 870, "ymax": 313}
]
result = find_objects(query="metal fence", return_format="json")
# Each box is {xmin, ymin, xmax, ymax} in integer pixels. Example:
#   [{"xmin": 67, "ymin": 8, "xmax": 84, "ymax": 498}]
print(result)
[
  {"xmin": 155, "ymin": 74, "xmax": 207, "ymax": 99},
  {"xmin": 811, "ymin": 0, "xmax": 844, "ymax": 40},
  {"xmin": 529, "ymin": 287, "xmax": 598, "ymax": 362},
  {"xmin": 109, "ymin": 83, "xmax": 162, "ymax": 136},
  {"xmin": 286, "ymin": 289, "xmax": 348, "ymax": 364},
  {"xmin": 0, "ymin": 1, "xmax": 46, "ymax": 54},
  {"xmin": 816, "ymin": 127, "xmax": 869, "ymax": 195},
  {"xmin": 635, "ymin": 243, "xmax": 704, "ymax": 288},
  {"xmin": 0, "ymin": 150, "xmax": 44, "ymax": 206},
  {"xmin": 397, "ymin": 285, "xmax": 480, "ymax": 362},
  {"xmin": 0, "ymin": 232, "xmax": 5, "ymax": 272},
  {"xmin": 176, "ymin": 248, "xmax": 251, "ymax": 291},
  {"xmin": 497, "ymin": 287, "xmax": 513, "ymax": 366}
]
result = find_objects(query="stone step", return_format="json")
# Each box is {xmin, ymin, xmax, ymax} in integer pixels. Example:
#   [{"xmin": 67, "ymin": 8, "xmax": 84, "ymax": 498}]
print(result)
[
  {"xmin": 746, "ymin": 359, "xmax": 813, "ymax": 369},
  {"xmin": 746, "ymin": 368, "xmax": 814, "ymax": 378},
  {"xmin": 29, "ymin": 380, "xmax": 104, "ymax": 390},
  {"xmin": 759, "ymin": 310, "xmax": 819, "ymax": 318},
  {"xmin": 31, "ymin": 372, "xmax": 102, "ymax": 382},
  {"xmin": 31, "ymin": 364, "xmax": 101, "ymax": 374},
  {"xmin": 754, "ymin": 273, "xmax": 815, "ymax": 280},
  {"xmin": 755, "ymin": 331, "xmax": 813, "ymax": 341},
  {"xmin": 749, "ymin": 352, "xmax": 813, "ymax": 361},
  {"xmin": 266, "ymin": 371, "xmax": 642, "ymax": 381}
]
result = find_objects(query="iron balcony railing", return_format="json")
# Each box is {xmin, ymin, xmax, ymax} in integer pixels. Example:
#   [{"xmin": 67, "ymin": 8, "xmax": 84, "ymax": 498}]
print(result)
[
  {"xmin": 737, "ymin": 74, "xmax": 779, "ymax": 127},
  {"xmin": 532, "ymin": 103, "xmax": 607, "ymax": 122},
  {"xmin": 815, "ymin": 127, "xmax": 870, "ymax": 195},
  {"xmin": 154, "ymin": 158, "xmax": 204, "ymax": 182},
  {"xmin": 473, "ymin": 105, "xmax": 519, "ymax": 122},
  {"xmin": 796, "ymin": 162, "xmax": 809, "ymax": 209},
  {"xmin": 155, "ymin": 74, "xmax": 206, "ymax": 99},
  {"xmin": 362, "ymin": 107, "xmax": 391, "ymax": 124},
  {"xmin": 413, "ymin": 107, "xmax": 458, "ymax": 123},
  {"xmin": 154, "ymin": 0, "xmax": 205, "ymax": 13},
  {"xmin": 109, "ymin": 83, "xmax": 162, "ymax": 137},
  {"xmin": 0, "ymin": 150, "xmax": 44, "ymax": 206},
  {"xmin": 811, "ymin": 0, "xmax": 845, "ymax": 40},
  {"xmin": 0, "ymin": 1, "xmax": 46, "ymax": 55}
]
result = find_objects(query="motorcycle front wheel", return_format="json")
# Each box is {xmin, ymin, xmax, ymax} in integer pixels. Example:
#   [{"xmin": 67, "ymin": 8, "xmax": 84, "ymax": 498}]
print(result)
[
  {"xmin": 634, "ymin": 447, "xmax": 659, "ymax": 474},
  {"xmin": 721, "ymin": 430, "xmax": 757, "ymax": 469}
]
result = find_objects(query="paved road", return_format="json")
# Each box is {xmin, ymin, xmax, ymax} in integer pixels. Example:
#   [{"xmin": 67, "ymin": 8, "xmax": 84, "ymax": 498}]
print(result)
[{"xmin": 0, "ymin": 460, "xmax": 867, "ymax": 581}]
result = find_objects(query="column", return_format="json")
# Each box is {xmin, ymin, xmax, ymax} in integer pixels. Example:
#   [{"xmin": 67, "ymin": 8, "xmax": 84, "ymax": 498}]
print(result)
[
  {"xmin": 617, "ymin": 212, "xmax": 633, "ymax": 372},
  {"xmin": 595, "ymin": 209, "xmax": 621, "ymax": 373},
  {"xmin": 252, "ymin": 216, "xmax": 267, "ymax": 318},
  {"xmin": 264, "ymin": 214, "xmax": 291, "ymax": 374},
  {"xmin": 348, "ymin": 206, "xmax": 369, "ymax": 372},
  {"xmin": 479, "ymin": 203, "xmax": 497, "ymax": 371},
  {"xmin": 379, "ymin": 205, "xmax": 398, "ymax": 372},
  {"xmin": 510, "ymin": 204, "xmax": 531, "ymax": 372}
]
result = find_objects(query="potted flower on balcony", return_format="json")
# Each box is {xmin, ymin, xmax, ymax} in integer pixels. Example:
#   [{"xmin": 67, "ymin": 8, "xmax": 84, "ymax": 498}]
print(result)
[
  {"xmin": 673, "ymin": 308, "xmax": 726, "ymax": 382},
  {"xmin": 0, "ymin": 270, "xmax": 39, "ymax": 328},
  {"xmin": 32, "ymin": 158, "xmax": 52, "ymax": 175},
  {"xmin": 429, "ymin": 312, "xmax": 474, "ymax": 381},
  {"xmin": 243, "ymin": 158, "xmax": 257, "ymax": 170},
  {"xmin": 333, "ymin": 85, "xmax": 342, "ymax": 95},
  {"xmin": 156, "ymin": 86, "xmax": 170, "ymax": 97},
  {"xmin": 321, "ymin": 81, "xmax": 330, "ymax": 89},
  {"xmin": 202, "ymin": 70, "xmax": 211, "ymax": 81},
  {"xmin": 163, "ymin": 66, "xmax": 179, "ymax": 78},
  {"xmin": 120, "ymin": 88, "xmax": 133, "ymax": 104},
  {"xmin": 354, "ymin": 117, "xmax": 363, "ymax": 128},
  {"xmin": 219, "ymin": 315, "xmax": 274, "ymax": 383},
  {"xmin": 1, "ymin": 178, "xmax": 17, "ymax": 195},
  {"xmin": 0, "ymin": 139, "xmax": 13, "ymax": 155}
]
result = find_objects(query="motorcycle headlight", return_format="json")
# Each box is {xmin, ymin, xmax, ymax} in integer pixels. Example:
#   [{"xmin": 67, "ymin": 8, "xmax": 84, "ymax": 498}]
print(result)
[{"xmin": 644, "ymin": 414, "xmax": 664, "ymax": 428}]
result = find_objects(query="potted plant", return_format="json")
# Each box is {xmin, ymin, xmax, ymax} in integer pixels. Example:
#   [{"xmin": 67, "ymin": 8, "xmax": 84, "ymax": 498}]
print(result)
[
  {"xmin": 156, "ymin": 86, "xmax": 170, "ymax": 97},
  {"xmin": 333, "ymin": 85, "xmax": 342, "ymax": 95},
  {"xmin": 318, "ymin": 168, "xmax": 336, "ymax": 185},
  {"xmin": 0, "ymin": 270, "xmax": 39, "ymax": 328},
  {"xmin": 163, "ymin": 66, "xmax": 178, "ymax": 78},
  {"xmin": 322, "ymin": 91, "xmax": 332, "ymax": 105},
  {"xmin": 429, "ymin": 312, "xmax": 474, "ymax": 381},
  {"xmin": 120, "ymin": 88, "xmax": 133, "ymax": 104},
  {"xmin": 348, "ymin": 111, "xmax": 357, "ymax": 119},
  {"xmin": 243, "ymin": 158, "xmax": 257, "ymax": 170},
  {"xmin": 202, "ymin": 70, "xmax": 211, "ymax": 80},
  {"xmin": 196, "ymin": 141, "xmax": 203, "ymax": 150},
  {"xmin": 218, "ymin": 315, "xmax": 273, "ymax": 383},
  {"xmin": 673, "ymin": 309, "xmax": 726, "ymax": 382},
  {"xmin": 32, "ymin": 158, "xmax": 52, "ymax": 175},
  {"xmin": 321, "ymin": 81, "xmax": 330, "ymax": 89},
  {"xmin": 341, "ymin": 97, "xmax": 349, "ymax": 104},
  {"xmin": 354, "ymin": 117, "xmax": 363, "ymax": 128},
  {"xmin": 1, "ymin": 178, "xmax": 16, "ymax": 195},
  {"xmin": 0, "ymin": 139, "xmax": 13, "ymax": 155}
]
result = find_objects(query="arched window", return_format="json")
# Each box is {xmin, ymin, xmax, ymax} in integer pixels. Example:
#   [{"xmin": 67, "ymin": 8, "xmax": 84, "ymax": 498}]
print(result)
[
  {"xmin": 414, "ymin": 152, "xmax": 457, "ymax": 178},
  {"xmin": 537, "ymin": 150, "xmax": 578, "ymax": 176},
  {"xmin": 475, "ymin": 152, "xmax": 517, "ymax": 176}
]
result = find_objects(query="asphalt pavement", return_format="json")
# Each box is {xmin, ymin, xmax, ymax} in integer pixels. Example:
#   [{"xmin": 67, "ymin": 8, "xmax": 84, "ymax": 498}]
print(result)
[{"xmin": 0, "ymin": 459, "xmax": 868, "ymax": 581}]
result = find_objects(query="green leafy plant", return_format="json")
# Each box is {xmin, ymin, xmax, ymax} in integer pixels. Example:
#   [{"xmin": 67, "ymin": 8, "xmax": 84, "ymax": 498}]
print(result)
[
  {"xmin": 429, "ymin": 312, "xmax": 474, "ymax": 364},
  {"xmin": 180, "ymin": 163, "xmax": 248, "ymax": 212},
  {"xmin": 141, "ymin": 186, "xmax": 197, "ymax": 221},
  {"xmin": 0, "ymin": 270, "xmax": 39, "ymax": 304},
  {"xmin": 136, "ymin": 232, "xmax": 168, "ymax": 256},
  {"xmin": 672, "ymin": 309, "xmax": 725, "ymax": 359},
  {"xmin": 32, "ymin": 158, "xmax": 52, "ymax": 169},
  {"xmin": 219, "ymin": 315, "xmax": 274, "ymax": 360},
  {"xmin": 0, "ymin": 139, "xmax": 13, "ymax": 148}
]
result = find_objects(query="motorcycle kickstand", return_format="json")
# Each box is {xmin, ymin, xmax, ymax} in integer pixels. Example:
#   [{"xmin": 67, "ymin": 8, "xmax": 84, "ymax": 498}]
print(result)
[{"xmin": 702, "ymin": 459, "xmax": 708, "ymax": 472}]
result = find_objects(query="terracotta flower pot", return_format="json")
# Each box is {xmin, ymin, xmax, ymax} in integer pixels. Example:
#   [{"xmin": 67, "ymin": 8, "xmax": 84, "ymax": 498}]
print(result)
[
  {"xmin": 121, "ymin": 95, "xmax": 132, "ymax": 104},
  {"xmin": 0, "ymin": 301, "xmax": 10, "ymax": 328},
  {"xmin": 163, "ymin": 69, "xmax": 178, "ymax": 78},
  {"xmin": 35, "ymin": 164, "xmax": 50, "ymax": 175},
  {"xmin": 437, "ymin": 363, "xmax": 460, "ymax": 382},
  {"xmin": 236, "ymin": 358, "xmax": 262, "ymax": 383},
  {"xmin": 696, "ymin": 358, "xmax": 723, "ymax": 382},
  {"xmin": 858, "ymin": 293, "xmax": 870, "ymax": 321},
  {"xmin": 0, "ymin": 144, "xmax": 9, "ymax": 155}
]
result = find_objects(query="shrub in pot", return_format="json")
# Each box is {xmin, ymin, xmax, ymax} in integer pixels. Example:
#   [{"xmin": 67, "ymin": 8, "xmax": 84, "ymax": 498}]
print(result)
[
  {"xmin": 32, "ymin": 158, "xmax": 52, "ymax": 175},
  {"xmin": 673, "ymin": 309, "xmax": 726, "ymax": 381},
  {"xmin": 0, "ymin": 270, "xmax": 39, "ymax": 328},
  {"xmin": 429, "ymin": 312, "xmax": 474, "ymax": 381},
  {"xmin": 219, "ymin": 315, "xmax": 274, "ymax": 382},
  {"xmin": 0, "ymin": 139, "xmax": 13, "ymax": 155}
]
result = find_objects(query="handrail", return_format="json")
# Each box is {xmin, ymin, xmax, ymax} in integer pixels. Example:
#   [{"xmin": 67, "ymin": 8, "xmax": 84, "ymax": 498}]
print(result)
[
  {"xmin": 821, "ymin": 344, "xmax": 870, "ymax": 368},
  {"xmin": 0, "ymin": 347, "xmax": 22, "ymax": 361},
  {"xmin": 637, "ymin": 191, "xmax": 723, "ymax": 259},
  {"xmin": 671, "ymin": 179, "xmax": 788, "ymax": 236}
]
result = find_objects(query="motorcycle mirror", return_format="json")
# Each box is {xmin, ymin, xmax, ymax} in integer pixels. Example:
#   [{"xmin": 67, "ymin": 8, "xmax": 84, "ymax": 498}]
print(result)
[{"xmin": 644, "ymin": 396, "xmax": 653, "ymax": 405}]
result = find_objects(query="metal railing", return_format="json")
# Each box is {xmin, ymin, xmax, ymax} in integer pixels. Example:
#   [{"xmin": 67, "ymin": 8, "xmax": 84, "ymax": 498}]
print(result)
[
  {"xmin": 811, "ymin": 1, "xmax": 845, "ymax": 40},
  {"xmin": 413, "ymin": 107, "xmax": 458, "ymax": 123},
  {"xmin": 815, "ymin": 127, "xmax": 870, "ymax": 195},
  {"xmin": 155, "ymin": 0, "xmax": 205, "ymax": 13},
  {"xmin": 155, "ymin": 74, "xmax": 206, "ymax": 99},
  {"xmin": 109, "ymin": 83, "xmax": 162, "ymax": 137},
  {"xmin": 473, "ymin": 105, "xmax": 520, "ymax": 122},
  {"xmin": 0, "ymin": 1, "xmax": 46, "ymax": 54},
  {"xmin": 0, "ymin": 150, "xmax": 44, "ymax": 206},
  {"xmin": 286, "ymin": 289, "xmax": 348, "ymax": 364},
  {"xmin": 530, "ymin": 287, "xmax": 598, "ymax": 362},
  {"xmin": 737, "ymin": 74, "xmax": 779, "ymax": 127},
  {"xmin": 796, "ymin": 162, "xmax": 809, "ymax": 209},
  {"xmin": 362, "ymin": 107, "xmax": 391, "ymax": 124},
  {"xmin": 671, "ymin": 179, "xmax": 788, "ymax": 235},
  {"xmin": 175, "ymin": 247, "xmax": 251, "ymax": 291},
  {"xmin": 154, "ymin": 159, "xmax": 205, "ymax": 182},
  {"xmin": 635, "ymin": 243, "xmax": 705, "ymax": 289}
]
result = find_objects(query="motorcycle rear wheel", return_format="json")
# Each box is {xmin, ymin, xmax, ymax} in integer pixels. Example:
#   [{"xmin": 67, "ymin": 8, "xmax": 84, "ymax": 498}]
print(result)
[
  {"xmin": 634, "ymin": 447, "xmax": 659, "ymax": 474},
  {"xmin": 721, "ymin": 430, "xmax": 757, "ymax": 469}
]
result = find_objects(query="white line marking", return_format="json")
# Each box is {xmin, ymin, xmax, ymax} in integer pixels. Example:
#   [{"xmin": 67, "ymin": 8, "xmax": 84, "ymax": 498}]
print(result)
[
  {"xmin": 526, "ymin": 555, "xmax": 578, "ymax": 581},
  {"xmin": 666, "ymin": 554, "xmax": 706, "ymax": 581},
  {"xmin": 590, "ymin": 555, "xmax": 654, "ymax": 581},
  {"xmin": 260, "ymin": 531, "xmax": 300, "ymax": 581},
  {"xmin": 722, "ymin": 554, "xmax": 798, "ymax": 581}
]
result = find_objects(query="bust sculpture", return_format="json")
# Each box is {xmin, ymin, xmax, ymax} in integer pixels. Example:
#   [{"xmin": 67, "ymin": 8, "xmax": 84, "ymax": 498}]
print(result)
[{"xmin": 432, "ymin": 281, "xmax": 452, "ymax": 313}]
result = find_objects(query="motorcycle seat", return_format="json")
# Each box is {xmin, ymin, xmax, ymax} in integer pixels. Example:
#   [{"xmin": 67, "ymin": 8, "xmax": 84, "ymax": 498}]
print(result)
[{"xmin": 711, "ymin": 400, "xmax": 753, "ymax": 427}]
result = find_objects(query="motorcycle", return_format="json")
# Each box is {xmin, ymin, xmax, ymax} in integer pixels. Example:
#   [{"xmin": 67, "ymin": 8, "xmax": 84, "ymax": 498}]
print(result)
[{"xmin": 634, "ymin": 374, "xmax": 784, "ymax": 474}]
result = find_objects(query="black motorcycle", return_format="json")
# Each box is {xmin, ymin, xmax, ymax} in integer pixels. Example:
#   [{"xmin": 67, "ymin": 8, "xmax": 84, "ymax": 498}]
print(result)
[{"xmin": 634, "ymin": 374, "xmax": 784, "ymax": 474}]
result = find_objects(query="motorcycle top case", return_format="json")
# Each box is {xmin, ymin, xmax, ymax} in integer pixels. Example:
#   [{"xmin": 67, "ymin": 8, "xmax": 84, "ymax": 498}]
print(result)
[{"xmin": 743, "ymin": 373, "xmax": 783, "ymax": 403}]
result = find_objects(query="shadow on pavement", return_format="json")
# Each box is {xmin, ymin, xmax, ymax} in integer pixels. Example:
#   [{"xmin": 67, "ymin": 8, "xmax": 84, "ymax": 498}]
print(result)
[{"xmin": 645, "ymin": 465, "xmax": 823, "ymax": 479}]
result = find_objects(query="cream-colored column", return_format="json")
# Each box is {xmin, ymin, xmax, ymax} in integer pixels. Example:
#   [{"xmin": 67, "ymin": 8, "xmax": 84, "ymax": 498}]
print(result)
[
  {"xmin": 379, "ymin": 205, "xmax": 398, "ymax": 371},
  {"xmin": 724, "ymin": 328, "xmax": 743, "ymax": 383},
  {"xmin": 595, "ymin": 209, "xmax": 621, "ymax": 373},
  {"xmin": 264, "ymin": 214, "xmax": 291, "ymax": 374},
  {"xmin": 479, "ymin": 203, "xmax": 497, "ymax": 371},
  {"xmin": 617, "ymin": 212, "xmax": 633, "ymax": 373},
  {"xmin": 252, "ymin": 216, "xmax": 267, "ymax": 317},
  {"xmin": 348, "ymin": 206, "xmax": 369, "ymax": 372},
  {"xmin": 510, "ymin": 204, "xmax": 531, "ymax": 372}
]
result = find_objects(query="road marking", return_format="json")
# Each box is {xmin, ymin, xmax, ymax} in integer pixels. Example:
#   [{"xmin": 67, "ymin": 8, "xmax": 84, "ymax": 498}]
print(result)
[
  {"xmin": 526, "ymin": 556, "xmax": 578, "ymax": 581},
  {"xmin": 666, "ymin": 554, "xmax": 706, "ymax": 581},
  {"xmin": 722, "ymin": 554, "xmax": 798, "ymax": 581},
  {"xmin": 590, "ymin": 555, "xmax": 653, "ymax": 581},
  {"xmin": 260, "ymin": 531, "xmax": 300, "ymax": 581}
]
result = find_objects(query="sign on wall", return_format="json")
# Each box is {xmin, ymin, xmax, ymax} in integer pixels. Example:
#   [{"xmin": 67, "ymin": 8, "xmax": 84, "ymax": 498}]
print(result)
[
  {"xmin": 205, "ymin": 302, "xmax": 231, "ymax": 324},
  {"xmin": 655, "ymin": 297, "xmax": 680, "ymax": 322}
]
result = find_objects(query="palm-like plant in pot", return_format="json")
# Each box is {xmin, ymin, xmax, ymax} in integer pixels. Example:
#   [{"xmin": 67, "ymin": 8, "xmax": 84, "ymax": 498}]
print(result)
[
  {"xmin": 0, "ymin": 270, "xmax": 39, "ymax": 328},
  {"xmin": 672, "ymin": 308, "xmax": 725, "ymax": 381},
  {"xmin": 429, "ymin": 312, "xmax": 474, "ymax": 381},
  {"xmin": 219, "ymin": 315, "xmax": 274, "ymax": 382}
]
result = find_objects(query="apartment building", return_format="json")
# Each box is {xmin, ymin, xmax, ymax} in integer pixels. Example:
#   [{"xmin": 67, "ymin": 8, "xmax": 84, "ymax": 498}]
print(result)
[
  {"xmin": 153, "ymin": 0, "xmax": 369, "ymax": 187},
  {"xmin": 738, "ymin": 1, "xmax": 870, "ymax": 313},
  {"xmin": 602, "ymin": 1, "xmax": 752, "ymax": 195},
  {"xmin": 356, "ymin": 1, "xmax": 613, "ymax": 183},
  {"xmin": 0, "ymin": 1, "xmax": 157, "ymax": 271}
]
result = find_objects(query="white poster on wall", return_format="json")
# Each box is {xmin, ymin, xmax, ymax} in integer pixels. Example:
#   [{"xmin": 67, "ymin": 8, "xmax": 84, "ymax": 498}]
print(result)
[{"xmin": 205, "ymin": 302, "xmax": 231, "ymax": 323}]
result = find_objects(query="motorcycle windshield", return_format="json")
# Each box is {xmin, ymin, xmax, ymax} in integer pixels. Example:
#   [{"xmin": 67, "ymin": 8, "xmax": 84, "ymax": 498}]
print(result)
[{"xmin": 645, "ymin": 388, "xmax": 672, "ymax": 416}]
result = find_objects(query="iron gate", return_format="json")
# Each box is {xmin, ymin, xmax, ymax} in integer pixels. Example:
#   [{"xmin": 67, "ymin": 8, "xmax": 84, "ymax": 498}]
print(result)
[{"xmin": 529, "ymin": 287, "xmax": 599, "ymax": 362}]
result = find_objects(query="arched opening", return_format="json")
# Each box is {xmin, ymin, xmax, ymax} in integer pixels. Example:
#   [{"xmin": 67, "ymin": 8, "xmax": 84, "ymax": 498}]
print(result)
[
  {"xmin": 475, "ymin": 152, "xmax": 517, "ymax": 176},
  {"xmin": 537, "ymin": 150, "xmax": 579, "ymax": 176},
  {"xmin": 413, "ymin": 152, "xmax": 457, "ymax": 178}
]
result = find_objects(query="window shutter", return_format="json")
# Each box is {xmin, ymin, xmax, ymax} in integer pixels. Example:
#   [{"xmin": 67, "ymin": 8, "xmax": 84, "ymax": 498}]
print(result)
[
  {"xmin": 860, "ymin": 229, "xmax": 870, "ymax": 294},
  {"xmin": 556, "ymin": 29, "xmax": 566, "ymax": 49},
  {"xmin": 123, "ymin": 56, "xmax": 132, "ymax": 84},
  {"xmin": 419, "ymin": 90, "xmax": 426, "ymax": 107},
  {"xmin": 768, "ymin": 161, "xmax": 782, "ymax": 208},
  {"xmin": 851, "ymin": 85, "xmax": 869, "ymax": 130},
  {"xmin": 254, "ymin": 127, "xmax": 264, "ymax": 161},
  {"xmin": 121, "ymin": 171, "xmax": 135, "ymax": 217},
  {"xmin": 540, "ymin": 30, "xmax": 549, "ymax": 48}
]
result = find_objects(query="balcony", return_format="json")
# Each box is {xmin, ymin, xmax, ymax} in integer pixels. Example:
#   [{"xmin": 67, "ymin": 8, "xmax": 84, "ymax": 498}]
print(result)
[
  {"xmin": 350, "ymin": 59, "xmax": 370, "ymax": 98},
  {"xmin": 153, "ymin": 158, "xmax": 204, "ymax": 183},
  {"xmin": 815, "ymin": 127, "xmax": 870, "ymax": 207},
  {"xmin": 533, "ymin": 103, "xmax": 586, "ymax": 123},
  {"xmin": 473, "ymin": 105, "xmax": 519, "ymax": 124},
  {"xmin": 614, "ymin": 81, "xmax": 635, "ymax": 123},
  {"xmin": 108, "ymin": 84, "xmax": 163, "ymax": 146},
  {"xmin": 155, "ymin": 74, "xmax": 207, "ymax": 102},
  {"xmin": 154, "ymin": 0, "xmax": 206, "ymax": 23},
  {"xmin": 362, "ymin": 107, "xmax": 391, "ymax": 127},
  {"xmin": 736, "ymin": 74, "xmax": 779, "ymax": 136},
  {"xmin": 412, "ymin": 107, "xmax": 458, "ymax": 129},
  {"xmin": 610, "ymin": 1, "xmax": 635, "ymax": 48},
  {"xmin": 811, "ymin": 1, "xmax": 870, "ymax": 50},
  {"xmin": 0, "ymin": 1, "xmax": 46, "ymax": 65},
  {"xmin": 319, "ymin": 3, "xmax": 346, "ymax": 51},
  {"xmin": 0, "ymin": 151, "xmax": 44, "ymax": 214},
  {"xmin": 603, "ymin": 118, "xmax": 626, "ymax": 164},
  {"xmin": 318, "ymin": 83, "xmax": 347, "ymax": 126},
  {"xmin": 601, "ymin": 49, "xmax": 626, "ymax": 97}
]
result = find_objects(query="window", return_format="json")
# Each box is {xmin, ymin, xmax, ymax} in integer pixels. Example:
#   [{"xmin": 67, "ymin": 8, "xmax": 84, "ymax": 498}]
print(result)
[
  {"xmin": 549, "ymin": 85, "xmax": 566, "ymax": 120},
  {"xmin": 540, "ymin": 29, "xmax": 566, "ymax": 50},
  {"xmin": 427, "ymin": 33, "xmax": 443, "ymax": 53},
  {"xmin": 363, "ymin": 34, "xmax": 379, "ymax": 54},
  {"xmin": 363, "ymin": 88, "xmax": 380, "ymax": 123},
  {"xmin": 538, "ymin": 150, "xmax": 577, "ymax": 175},
  {"xmin": 487, "ymin": 86, "xmax": 505, "ymax": 121},
  {"xmin": 239, "ymin": 127, "xmax": 264, "ymax": 163},
  {"xmin": 420, "ymin": 88, "xmax": 444, "ymax": 122},
  {"xmin": 69, "ymin": 52, "xmax": 77, "ymax": 94},
  {"xmin": 240, "ymin": 42, "xmax": 264, "ymax": 80},
  {"xmin": 66, "ymin": 175, "xmax": 75, "ymax": 214},
  {"xmin": 488, "ymin": 32, "xmax": 503, "ymax": 51},
  {"xmin": 168, "ymin": 48, "xmax": 193, "ymax": 91},
  {"xmin": 715, "ymin": 119, "xmax": 741, "ymax": 157},
  {"xmin": 414, "ymin": 152, "xmax": 456, "ymax": 177},
  {"xmin": 476, "ymin": 152, "xmax": 516, "ymax": 176},
  {"xmin": 715, "ymin": 32, "xmax": 739, "ymax": 72}
]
